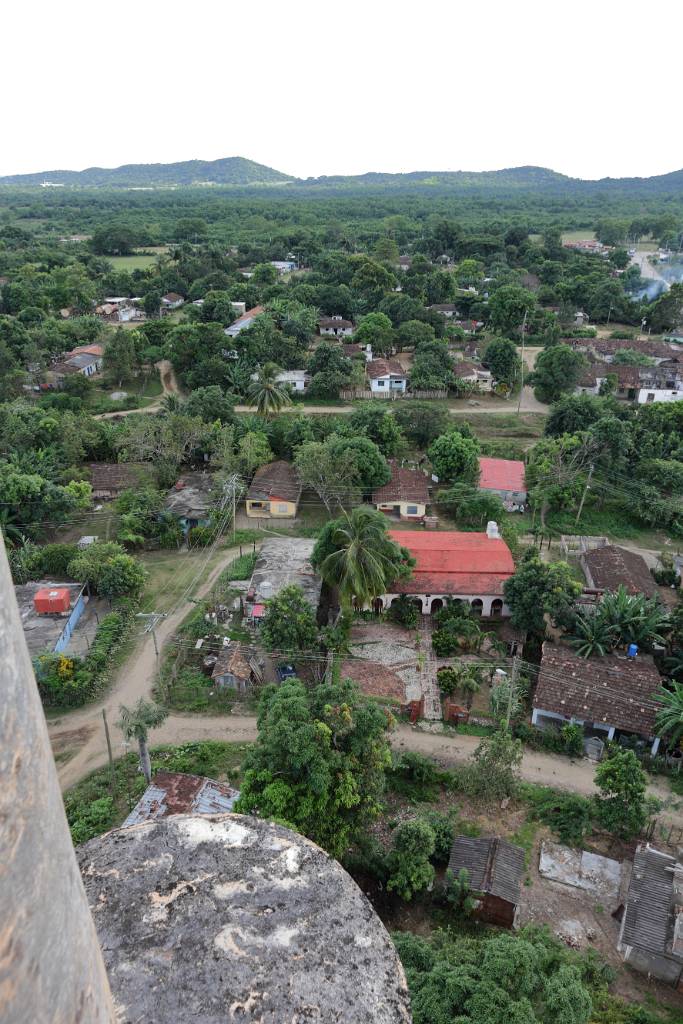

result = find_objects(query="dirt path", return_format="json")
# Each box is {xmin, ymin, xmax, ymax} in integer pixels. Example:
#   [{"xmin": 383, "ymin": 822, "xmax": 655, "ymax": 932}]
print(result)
[
  {"xmin": 49, "ymin": 543, "xmax": 245, "ymax": 788},
  {"xmin": 93, "ymin": 360, "xmax": 180, "ymax": 420},
  {"xmin": 53, "ymin": 699, "xmax": 679, "ymax": 818},
  {"xmin": 234, "ymin": 387, "xmax": 548, "ymax": 417}
]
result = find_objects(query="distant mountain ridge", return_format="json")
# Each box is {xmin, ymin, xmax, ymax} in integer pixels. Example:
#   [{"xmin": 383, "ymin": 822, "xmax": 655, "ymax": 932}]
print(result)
[
  {"xmin": 0, "ymin": 157, "xmax": 293, "ymax": 187},
  {"xmin": 1, "ymin": 157, "xmax": 683, "ymax": 194}
]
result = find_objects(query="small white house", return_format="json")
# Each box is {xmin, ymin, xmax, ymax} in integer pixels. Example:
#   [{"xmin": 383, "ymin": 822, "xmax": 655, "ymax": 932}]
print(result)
[
  {"xmin": 224, "ymin": 306, "xmax": 264, "ymax": 337},
  {"xmin": 637, "ymin": 385, "xmax": 683, "ymax": 404},
  {"xmin": 160, "ymin": 293, "xmax": 185, "ymax": 310},
  {"xmin": 277, "ymin": 370, "xmax": 310, "ymax": 393},
  {"xmin": 319, "ymin": 316, "xmax": 354, "ymax": 337},
  {"xmin": 367, "ymin": 359, "xmax": 407, "ymax": 395},
  {"xmin": 270, "ymin": 260, "xmax": 297, "ymax": 274}
]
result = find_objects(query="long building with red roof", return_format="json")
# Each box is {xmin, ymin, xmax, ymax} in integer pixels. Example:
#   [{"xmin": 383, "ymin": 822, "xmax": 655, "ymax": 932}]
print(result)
[{"xmin": 379, "ymin": 524, "xmax": 515, "ymax": 618}]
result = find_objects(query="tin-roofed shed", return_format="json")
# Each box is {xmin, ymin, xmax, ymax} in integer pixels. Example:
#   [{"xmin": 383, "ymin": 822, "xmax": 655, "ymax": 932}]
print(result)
[
  {"xmin": 448, "ymin": 835, "xmax": 525, "ymax": 927},
  {"xmin": 122, "ymin": 771, "xmax": 240, "ymax": 827}
]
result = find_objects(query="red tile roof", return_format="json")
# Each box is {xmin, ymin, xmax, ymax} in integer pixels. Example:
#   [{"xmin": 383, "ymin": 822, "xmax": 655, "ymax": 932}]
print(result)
[
  {"xmin": 478, "ymin": 458, "xmax": 526, "ymax": 493},
  {"xmin": 388, "ymin": 530, "xmax": 514, "ymax": 596},
  {"xmin": 373, "ymin": 462, "xmax": 429, "ymax": 504},
  {"xmin": 367, "ymin": 358, "xmax": 405, "ymax": 379},
  {"xmin": 533, "ymin": 642, "xmax": 660, "ymax": 738}
]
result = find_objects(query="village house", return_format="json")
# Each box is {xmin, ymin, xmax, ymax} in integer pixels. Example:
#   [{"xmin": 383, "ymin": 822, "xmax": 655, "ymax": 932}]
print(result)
[
  {"xmin": 618, "ymin": 844, "xmax": 683, "ymax": 988},
  {"xmin": 478, "ymin": 457, "xmax": 527, "ymax": 506},
  {"xmin": 87, "ymin": 462, "xmax": 150, "ymax": 501},
  {"xmin": 244, "ymin": 537, "xmax": 323, "ymax": 627},
  {"xmin": 397, "ymin": 255, "xmax": 412, "ymax": 271},
  {"xmin": 50, "ymin": 346, "xmax": 103, "ymax": 382},
  {"xmin": 580, "ymin": 544, "xmax": 661, "ymax": 600},
  {"xmin": 318, "ymin": 316, "xmax": 354, "ymax": 337},
  {"xmin": 96, "ymin": 299, "xmax": 141, "ymax": 324},
  {"xmin": 15, "ymin": 581, "xmax": 88, "ymax": 657},
  {"xmin": 568, "ymin": 336, "xmax": 682, "ymax": 366},
  {"xmin": 270, "ymin": 260, "xmax": 297, "ymax": 274},
  {"xmin": 637, "ymin": 373, "xmax": 683, "ymax": 405},
  {"xmin": 428, "ymin": 303, "xmax": 460, "ymax": 317},
  {"xmin": 224, "ymin": 305, "xmax": 264, "ymax": 337},
  {"xmin": 246, "ymin": 461, "xmax": 301, "ymax": 518},
  {"xmin": 122, "ymin": 771, "xmax": 240, "ymax": 827},
  {"xmin": 209, "ymin": 643, "xmax": 255, "ymax": 693},
  {"xmin": 454, "ymin": 360, "xmax": 493, "ymax": 392},
  {"xmin": 342, "ymin": 342, "xmax": 373, "ymax": 361},
  {"xmin": 377, "ymin": 523, "xmax": 514, "ymax": 617},
  {"xmin": 454, "ymin": 318, "xmax": 484, "ymax": 335},
  {"xmin": 367, "ymin": 358, "xmax": 407, "ymax": 395},
  {"xmin": 372, "ymin": 461, "xmax": 430, "ymax": 521},
  {"xmin": 532, "ymin": 642, "xmax": 662, "ymax": 754},
  {"xmin": 575, "ymin": 362, "xmax": 640, "ymax": 400},
  {"xmin": 163, "ymin": 472, "xmax": 218, "ymax": 534},
  {"xmin": 447, "ymin": 836, "xmax": 525, "ymax": 929},
  {"xmin": 276, "ymin": 369, "xmax": 310, "ymax": 393},
  {"xmin": 160, "ymin": 292, "xmax": 185, "ymax": 311}
]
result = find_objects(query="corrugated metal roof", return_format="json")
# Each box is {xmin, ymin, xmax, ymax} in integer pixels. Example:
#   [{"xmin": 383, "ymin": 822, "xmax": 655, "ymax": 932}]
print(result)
[
  {"xmin": 621, "ymin": 845, "xmax": 682, "ymax": 961},
  {"xmin": 448, "ymin": 836, "xmax": 524, "ymax": 905},
  {"xmin": 122, "ymin": 772, "xmax": 239, "ymax": 827}
]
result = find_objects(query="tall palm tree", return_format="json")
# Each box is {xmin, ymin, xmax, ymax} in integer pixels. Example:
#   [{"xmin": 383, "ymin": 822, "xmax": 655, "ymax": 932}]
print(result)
[
  {"xmin": 318, "ymin": 506, "xmax": 403, "ymax": 610},
  {"xmin": 653, "ymin": 681, "xmax": 683, "ymax": 749},
  {"xmin": 117, "ymin": 698, "xmax": 168, "ymax": 783},
  {"xmin": 247, "ymin": 363, "xmax": 291, "ymax": 418},
  {"xmin": 161, "ymin": 393, "xmax": 184, "ymax": 415}
]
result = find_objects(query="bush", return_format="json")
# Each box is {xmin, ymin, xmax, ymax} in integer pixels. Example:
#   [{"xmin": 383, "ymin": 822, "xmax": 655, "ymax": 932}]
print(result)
[
  {"xmin": 523, "ymin": 786, "xmax": 593, "ymax": 846},
  {"xmin": 386, "ymin": 751, "xmax": 446, "ymax": 801},
  {"xmin": 420, "ymin": 810, "xmax": 456, "ymax": 865},
  {"xmin": 35, "ymin": 610, "xmax": 130, "ymax": 707},
  {"xmin": 187, "ymin": 525, "xmax": 215, "ymax": 547},
  {"xmin": 386, "ymin": 820, "xmax": 436, "ymax": 901},
  {"xmin": 386, "ymin": 595, "xmax": 420, "ymax": 629},
  {"xmin": 513, "ymin": 721, "xmax": 585, "ymax": 758},
  {"xmin": 69, "ymin": 796, "xmax": 116, "ymax": 845}
]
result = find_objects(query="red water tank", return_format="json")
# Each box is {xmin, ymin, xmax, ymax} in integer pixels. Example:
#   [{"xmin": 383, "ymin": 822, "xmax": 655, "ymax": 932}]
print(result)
[{"xmin": 34, "ymin": 588, "xmax": 71, "ymax": 615}]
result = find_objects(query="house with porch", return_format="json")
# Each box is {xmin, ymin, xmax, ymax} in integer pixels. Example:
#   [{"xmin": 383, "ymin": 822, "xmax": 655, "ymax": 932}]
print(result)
[
  {"xmin": 372, "ymin": 462, "xmax": 429, "ymax": 521},
  {"xmin": 532, "ymin": 642, "xmax": 662, "ymax": 754},
  {"xmin": 160, "ymin": 292, "xmax": 185, "ymax": 311},
  {"xmin": 454, "ymin": 361, "xmax": 493, "ymax": 392},
  {"xmin": 377, "ymin": 523, "xmax": 515, "ymax": 617},
  {"xmin": 224, "ymin": 305, "xmax": 264, "ymax": 337},
  {"xmin": 367, "ymin": 359, "xmax": 407, "ymax": 395}
]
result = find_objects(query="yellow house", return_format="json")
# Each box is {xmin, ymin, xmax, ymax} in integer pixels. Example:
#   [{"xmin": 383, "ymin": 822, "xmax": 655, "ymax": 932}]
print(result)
[
  {"xmin": 372, "ymin": 461, "xmax": 429, "ymax": 521},
  {"xmin": 246, "ymin": 461, "xmax": 301, "ymax": 518}
]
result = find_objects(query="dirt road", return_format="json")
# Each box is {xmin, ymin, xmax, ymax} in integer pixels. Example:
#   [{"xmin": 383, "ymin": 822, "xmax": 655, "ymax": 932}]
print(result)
[
  {"xmin": 94, "ymin": 359, "xmax": 181, "ymax": 420},
  {"xmin": 49, "ymin": 543, "xmax": 245, "ymax": 788}
]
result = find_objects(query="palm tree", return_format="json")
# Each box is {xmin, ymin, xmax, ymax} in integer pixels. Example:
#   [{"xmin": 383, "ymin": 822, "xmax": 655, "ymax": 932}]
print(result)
[
  {"xmin": 117, "ymin": 698, "xmax": 168, "ymax": 783},
  {"xmin": 457, "ymin": 668, "xmax": 482, "ymax": 711},
  {"xmin": 161, "ymin": 393, "xmax": 184, "ymax": 415},
  {"xmin": 0, "ymin": 508, "xmax": 26, "ymax": 549},
  {"xmin": 569, "ymin": 611, "xmax": 617, "ymax": 658},
  {"xmin": 653, "ymin": 681, "xmax": 683, "ymax": 749},
  {"xmin": 318, "ymin": 506, "xmax": 403, "ymax": 610},
  {"xmin": 247, "ymin": 363, "xmax": 291, "ymax": 418}
]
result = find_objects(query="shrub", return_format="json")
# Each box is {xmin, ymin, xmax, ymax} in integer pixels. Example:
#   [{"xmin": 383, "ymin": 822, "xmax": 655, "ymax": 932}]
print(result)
[
  {"xmin": 68, "ymin": 796, "xmax": 116, "ymax": 845},
  {"xmin": 386, "ymin": 820, "xmax": 436, "ymax": 901},
  {"xmin": 387, "ymin": 595, "xmax": 420, "ymax": 629},
  {"xmin": 35, "ymin": 610, "xmax": 130, "ymax": 707},
  {"xmin": 420, "ymin": 809, "xmax": 455, "ymax": 864},
  {"xmin": 524, "ymin": 786, "xmax": 593, "ymax": 846},
  {"xmin": 386, "ymin": 751, "xmax": 445, "ymax": 801},
  {"xmin": 187, "ymin": 525, "xmax": 215, "ymax": 547},
  {"xmin": 561, "ymin": 723, "xmax": 585, "ymax": 758}
]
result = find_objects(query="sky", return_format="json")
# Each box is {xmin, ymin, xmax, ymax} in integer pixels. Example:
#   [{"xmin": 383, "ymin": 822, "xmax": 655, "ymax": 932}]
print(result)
[{"xmin": 3, "ymin": 0, "xmax": 682, "ymax": 181}]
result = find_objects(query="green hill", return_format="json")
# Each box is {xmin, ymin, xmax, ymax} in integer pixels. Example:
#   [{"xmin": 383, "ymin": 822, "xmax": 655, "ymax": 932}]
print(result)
[{"xmin": 0, "ymin": 157, "xmax": 292, "ymax": 188}]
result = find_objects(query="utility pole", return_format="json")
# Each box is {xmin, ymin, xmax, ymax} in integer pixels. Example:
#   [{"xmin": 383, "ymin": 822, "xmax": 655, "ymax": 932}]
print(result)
[
  {"xmin": 102, "ymin": 707, "xmax": 114, "ymax": 788},
  {"xmin": 575, "ymin": 463, "xmax": 594, "ymax": 526},
  {"xmin": 504, "ymin": 656, "xmax": 520, "ymax": 731},
  {"xmin": 516, "ymin": 309, "xmax": 528, "ymax": 416}
]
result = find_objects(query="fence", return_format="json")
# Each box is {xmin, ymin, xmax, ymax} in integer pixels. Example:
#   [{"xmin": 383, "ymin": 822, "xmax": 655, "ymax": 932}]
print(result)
[{"xmin": 340, "ymin": 388, "xmax": 448, "ymax": 401}]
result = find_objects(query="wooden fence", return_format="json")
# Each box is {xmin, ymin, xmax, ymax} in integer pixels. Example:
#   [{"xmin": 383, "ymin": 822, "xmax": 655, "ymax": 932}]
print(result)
[{"xmin": 340, "ymin": 388, "xmax": 448, "ymax": 401}]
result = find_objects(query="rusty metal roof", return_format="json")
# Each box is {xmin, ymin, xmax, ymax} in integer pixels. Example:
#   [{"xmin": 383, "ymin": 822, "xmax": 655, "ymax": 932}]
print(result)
[
  {"xmin": 621, "ymin": 845, "xmax": 683, "ymax": 962},
  {"xmin": 122, "ymin": 771, "xmax": 239, "ymax": 826},
  {"xmin": 448, "ymin": 836, "xmax": 524, "ymax": 905}
]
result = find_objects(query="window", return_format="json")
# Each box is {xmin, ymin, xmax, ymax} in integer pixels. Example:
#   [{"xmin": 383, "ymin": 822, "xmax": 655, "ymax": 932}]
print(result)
[
  {"xmin": 277, "ymin": 503, "xmax": 288, "ymax": 513},
  {"xmin": 646, "ymin": 393, "xmax": 655, "ymax": 403},
  {"xmin": 250, "ymin": 501, "xmax": 263, "ymax": 509},
  {"xmin": 406, "ymin": 505, "xmax": 418, "ymax": 515},
  {"xmin": 376, "ymin": 379, "xmax": 385, "ymax": 387}
]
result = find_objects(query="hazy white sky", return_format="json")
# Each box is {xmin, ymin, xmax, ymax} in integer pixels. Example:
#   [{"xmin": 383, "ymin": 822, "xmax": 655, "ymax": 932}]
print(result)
[{"xmin": 3, "ymin": 0, "xmax": 681, "ymax": 180}]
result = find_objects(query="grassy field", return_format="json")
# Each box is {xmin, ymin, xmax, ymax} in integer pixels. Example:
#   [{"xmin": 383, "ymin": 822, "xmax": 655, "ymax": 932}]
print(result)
[
  {"xmin": 106, "ymin": 253, "xmax": 161, "ymax": 271},
  {"xmin": 560, "ymin": 229, "xmax": 596, "ymax": 242},
  {"xmin": 451, "ymin": 411, "xmax": 546, "ymax": 443}
]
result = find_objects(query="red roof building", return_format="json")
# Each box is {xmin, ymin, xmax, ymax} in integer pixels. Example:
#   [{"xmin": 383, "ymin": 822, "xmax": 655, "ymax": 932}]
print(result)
[
  {"xmin": 380, "ymin": 527, "xmax": 514, "ymax": 617},
  {"xmin": 478, "ymin": 457, "xmax": 527, "ymax": 502}
]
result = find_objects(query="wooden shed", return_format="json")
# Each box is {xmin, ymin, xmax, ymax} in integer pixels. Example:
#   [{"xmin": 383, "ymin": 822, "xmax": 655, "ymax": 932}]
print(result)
[{"xmin": 447, "ymin": 835, "xmax": 525, "ymax": 928}]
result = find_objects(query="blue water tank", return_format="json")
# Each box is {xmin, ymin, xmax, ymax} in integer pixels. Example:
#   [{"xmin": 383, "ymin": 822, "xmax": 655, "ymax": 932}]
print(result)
[{"xmin": 627, "ymin": 643, "xmax": 639, "ymax": 659}]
